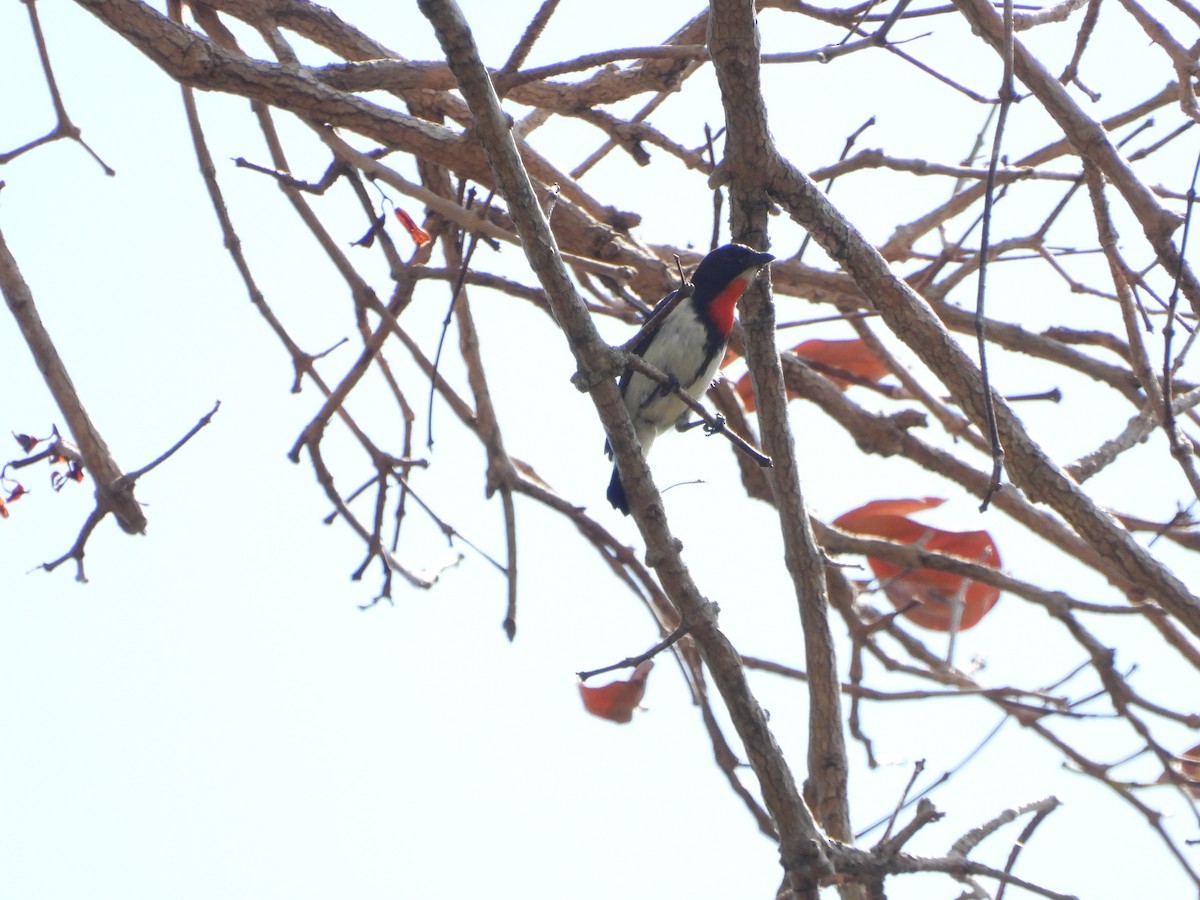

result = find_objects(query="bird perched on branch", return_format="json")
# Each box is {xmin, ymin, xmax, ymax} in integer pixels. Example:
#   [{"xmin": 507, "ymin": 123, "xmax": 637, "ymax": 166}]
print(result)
[{"xmin": 606, "ymin": 242, "xmax": 775, "ymax": 515}]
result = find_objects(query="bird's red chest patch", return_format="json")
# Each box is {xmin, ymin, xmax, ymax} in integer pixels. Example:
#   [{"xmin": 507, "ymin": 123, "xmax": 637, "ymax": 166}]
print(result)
[{"xmin": 708, "ymin": 277, "xmax": 747, "ymax": 337}]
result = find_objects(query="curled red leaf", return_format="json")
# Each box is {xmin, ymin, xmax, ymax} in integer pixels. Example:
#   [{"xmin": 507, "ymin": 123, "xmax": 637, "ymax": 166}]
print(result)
[
  {"xmin": 578, "ymin": 660, "xmax": 653, "ymax": 724},
  {"xmin": 51, "ymin": 462, "xmax": 85, "ymax": 492},
  {"xmin": 394, "ymin": 207, "xmax": 432, "ymax": 247}
]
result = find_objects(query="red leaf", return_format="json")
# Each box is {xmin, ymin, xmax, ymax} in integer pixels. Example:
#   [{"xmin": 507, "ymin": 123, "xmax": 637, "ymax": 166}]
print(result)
[
  {"xmin": 13, "ymin": 432, "xmax": 38, "ymax": 453},
  {"xmin": 791, "ymin": 338, "xmax": 889, "ymax": 390},
  {"xmin": 734, "ymin": 370, "xmax": 800, "ymax": 412},
  {"xmin": 52, "ymin": 462, "xmax": 85, "ymax": 492},
  {"xmin": 394, "ymin": 207, "xmax": 432, "ymax": 247},
  {"xmin": 834, "ymin": 498, "xmax": 1001, "ymax": 631},
  {"xmin": 6, "ymin": 485, "xmax": 26, "ymax": 503},
  {"xmin": 578, "ymin": 660, "xmax": 653, "ymax": 724},
  {"xmin": 835, "ymin": 497, "xmax": 945, "ymax": 525},
  {"xmin": 734, "ymin": 371, "xmax": 756, "ymax": 411},
  {"xmin": 735, "ymin": 337, "xmax": 885, "ymax": 410},
  {"xmin": 1161, "ymin": 743, "xmax": 1200, "ymax": 798}
]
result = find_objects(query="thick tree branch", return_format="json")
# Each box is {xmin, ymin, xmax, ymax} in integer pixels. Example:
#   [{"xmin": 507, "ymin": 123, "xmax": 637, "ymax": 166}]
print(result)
[
  {"xmin": 708, "ymin": 0, "xmax": 855, "ymax": 880},
  {"xmin": 0, "ymin": 226, "xmax": 146, "ymax": 535}
]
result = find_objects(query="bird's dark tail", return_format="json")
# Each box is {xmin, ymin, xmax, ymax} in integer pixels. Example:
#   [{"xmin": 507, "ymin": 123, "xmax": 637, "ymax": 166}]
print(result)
[{"xmin": 607, "ymin": 464, "xmax": 630, "ymax": 515}]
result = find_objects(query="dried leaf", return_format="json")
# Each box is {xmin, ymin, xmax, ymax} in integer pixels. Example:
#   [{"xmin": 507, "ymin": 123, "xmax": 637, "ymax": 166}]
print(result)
[
  {"xmin": 1161, "ymin": 743, "xmax": 1200, "ymax": 798},
  {"xmin": 394, "ymin": 207, "xmax": 432, "ymax": 247},
  {"xmin": 834, "ymin": 498, "xmax": 1001, "ymax": 631},
  {"xmin": 791, "ymin": 338, "xmax": 890, "ymax": 390},
  {"xmin": 578, "ymin": 660, "xmax": 653, "ymax": 724},
  {"xmin": 733, "ymin": 370, "xmax": 800, "ymax": 413}
]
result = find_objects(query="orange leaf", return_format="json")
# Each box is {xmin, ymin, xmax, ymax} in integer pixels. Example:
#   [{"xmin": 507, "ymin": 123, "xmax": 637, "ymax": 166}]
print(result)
[
  {"xmin": 394, "ymin": 207, "xmax": 432, "ymax": 247},
  {"xmin": 791, "ymin": 338, "xmax": 889, "ymax": 390},
  {"xmin": 578, "ymin": 660, "xmax": 653, "ymax": 724},
  {"xmin": 0, "ymin": 497, "xmax": 7, "ymax": 519},
  {"xmin": 834, "ymin": 498, "xmax": 1000, "ymax": 631}
]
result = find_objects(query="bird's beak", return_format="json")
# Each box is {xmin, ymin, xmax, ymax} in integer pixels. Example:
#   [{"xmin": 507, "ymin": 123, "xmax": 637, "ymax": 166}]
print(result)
[{"xmin": 744, "ymin": 251, "xmax": 775, "ymax": 280}]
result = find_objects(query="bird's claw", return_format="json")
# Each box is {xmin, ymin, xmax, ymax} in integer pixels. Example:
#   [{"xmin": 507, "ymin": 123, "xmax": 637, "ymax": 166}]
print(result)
[{"xmin": 703, "ymin": 414, "xmax": 726, "ymax": 436}]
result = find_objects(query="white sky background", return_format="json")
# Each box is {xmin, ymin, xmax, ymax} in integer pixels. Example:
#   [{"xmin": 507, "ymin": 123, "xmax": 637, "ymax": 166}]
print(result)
[{"xmin": 0, "ymin": 1, "xmax": 1198, "ymax": 898}]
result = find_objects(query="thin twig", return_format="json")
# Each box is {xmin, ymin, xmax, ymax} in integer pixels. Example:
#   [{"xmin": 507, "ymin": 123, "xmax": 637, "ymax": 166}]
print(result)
[
  {"xmin": 972, "ymin": 0, "xmax": 1015, "ymax": 510},
  {"xmin": 577, "ymin": 625, "xmax": 692, "ymax": 680}
]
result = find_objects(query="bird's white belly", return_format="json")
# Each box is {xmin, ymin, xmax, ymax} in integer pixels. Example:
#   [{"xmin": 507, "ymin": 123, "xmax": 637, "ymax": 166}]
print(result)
[{"xmin": 624, "ymin": 310, "xmax": 721, "ymax": 451}]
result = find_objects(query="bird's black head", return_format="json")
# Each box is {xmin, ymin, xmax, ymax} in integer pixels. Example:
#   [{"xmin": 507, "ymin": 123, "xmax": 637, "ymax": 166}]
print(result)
[{"xmin": 690, "ymin": 243, "xmax": 775, "ymax": 301}]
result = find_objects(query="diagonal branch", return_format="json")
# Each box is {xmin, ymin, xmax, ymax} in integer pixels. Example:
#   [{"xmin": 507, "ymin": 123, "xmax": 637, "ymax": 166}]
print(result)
[{"xmin": 0, "ymin": 225, "xmax": 145, "ymax": 535}]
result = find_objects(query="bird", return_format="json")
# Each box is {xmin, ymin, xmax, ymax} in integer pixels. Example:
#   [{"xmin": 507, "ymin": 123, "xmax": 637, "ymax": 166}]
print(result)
[{"xmin": 606, "ymin": 242, "xmax": 775, "ymax": 515}]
